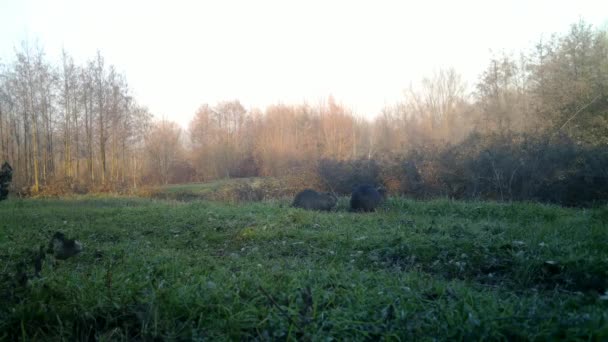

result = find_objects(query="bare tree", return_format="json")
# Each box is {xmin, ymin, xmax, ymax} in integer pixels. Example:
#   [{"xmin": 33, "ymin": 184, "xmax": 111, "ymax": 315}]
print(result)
[{"xmin": 145, "ymin": 120, "xmax": 182, "ymax": 184}]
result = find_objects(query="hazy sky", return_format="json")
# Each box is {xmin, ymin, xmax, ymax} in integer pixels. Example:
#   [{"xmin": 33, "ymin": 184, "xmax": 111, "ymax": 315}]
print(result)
[{"xmin": 1, "ymin": 0, "xmax": 606, "ymax": 127}]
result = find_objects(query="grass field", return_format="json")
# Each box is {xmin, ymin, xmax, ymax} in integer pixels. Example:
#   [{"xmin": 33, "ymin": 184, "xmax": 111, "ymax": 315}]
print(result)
[
  {"xmin": 1, "ymin": 193, "xmax": 607, "ymax": 340},
  {"xmin": 148, "ymin": 177, "xmax": 295, "ymax": 203},
  {"xmin": 156, "ymin": 180, "xmax": 245, "ymax": 196}
]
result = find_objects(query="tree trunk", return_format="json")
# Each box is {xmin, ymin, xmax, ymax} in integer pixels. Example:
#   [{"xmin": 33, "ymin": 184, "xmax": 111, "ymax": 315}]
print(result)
[
  {"xmin": 31, "ymin": 111, "xmax": 39, "ymax": 193},
  {"xmin": 74, "ymin": 108, "xmax": 79, "ymax": 181},
  {"xmin": 0, "ymin": 104, "xmax": 4, "ymax": 161}
]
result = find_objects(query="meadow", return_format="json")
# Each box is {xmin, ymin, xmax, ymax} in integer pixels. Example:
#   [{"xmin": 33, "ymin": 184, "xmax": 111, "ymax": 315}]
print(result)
[{"xmin": 1, "ymin": 186, "xmax": 607, "ymax": 340}]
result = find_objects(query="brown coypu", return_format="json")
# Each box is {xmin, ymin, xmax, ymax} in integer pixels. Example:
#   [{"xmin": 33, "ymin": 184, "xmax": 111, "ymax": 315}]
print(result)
[
  {"xmin": 292, "ymin": 189, "xmax": 338, "ymax": 211},
  {"xmin": 350, "ymin": 184, "xmax": 387, "ymax": 212},
  {"xmin": 47, "ymin": 232, "xmax": 83, "ymax": 260}
]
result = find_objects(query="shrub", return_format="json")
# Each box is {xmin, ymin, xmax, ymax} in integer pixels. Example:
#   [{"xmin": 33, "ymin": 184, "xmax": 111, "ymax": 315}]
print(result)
[
  {"xmin": 389, "ymin": 132, "xmax": 608, "ymax": 206},
  {"xmin": 310, "ymin": 132, "xmax": 608, "ymax": 206},
  {"xmin": 317, "ymin": 158, "xmax": 383, "ymax": 194}
]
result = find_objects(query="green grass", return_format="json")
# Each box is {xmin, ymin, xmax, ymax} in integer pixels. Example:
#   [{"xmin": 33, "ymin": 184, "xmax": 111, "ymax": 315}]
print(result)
[
  {"xmin": 159, "ymin": 179, "xmax": 243, "ymax": 194},
  {"xmin": 150, "ymin": 177, "xmax": 293, "ymax": 203},
  {"xmin": 1, "ymin": 195, "xmax": 607, "ymax": 340}
]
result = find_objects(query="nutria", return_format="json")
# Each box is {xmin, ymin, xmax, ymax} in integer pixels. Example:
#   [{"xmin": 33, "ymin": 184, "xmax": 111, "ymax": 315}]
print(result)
[
  {"xmin": 350, "ymin": 184, "xmax": 387, "ymax": 212},
  {"xmin": 292, "ymin": 189, "xmax": 337, "ymax": 211},
  {"xmin": 47, "ymin": 232, "xmax": 83, "ymax": 260},
  {"xmin": 0, "ymin": 162, "xmax": 12, "ymax": 201}
]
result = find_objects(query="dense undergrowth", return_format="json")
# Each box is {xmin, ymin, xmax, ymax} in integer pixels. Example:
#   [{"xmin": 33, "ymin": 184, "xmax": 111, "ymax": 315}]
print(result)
[
  {"xmin": 1, "ymin": 196, "xmax": 607, "ymax": 340},
  {"xmin": 317, "ymin": 133, "xmax": 608, "ymax": 207}
]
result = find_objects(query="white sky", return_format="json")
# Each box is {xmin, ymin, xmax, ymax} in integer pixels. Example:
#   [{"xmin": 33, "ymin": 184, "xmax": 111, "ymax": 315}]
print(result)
[{"xmin": 1, "ymin": 0, "xmax": 607, "ymax": 127}]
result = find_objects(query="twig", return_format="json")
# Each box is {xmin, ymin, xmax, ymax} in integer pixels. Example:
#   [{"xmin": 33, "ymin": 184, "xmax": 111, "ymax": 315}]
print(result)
[{"xmin": 557, "ymin": 94, "xmax": 602, "ymax": 132}]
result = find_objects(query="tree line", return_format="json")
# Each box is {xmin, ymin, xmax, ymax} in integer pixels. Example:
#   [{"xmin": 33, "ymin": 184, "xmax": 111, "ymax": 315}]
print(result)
[
  {"xmin": 0, "ymin": 21, "xmax": 606, "ymax": 197},
  {"xmin": 0, "ymin": 44, "xmax": 151, "ymax": 193}
]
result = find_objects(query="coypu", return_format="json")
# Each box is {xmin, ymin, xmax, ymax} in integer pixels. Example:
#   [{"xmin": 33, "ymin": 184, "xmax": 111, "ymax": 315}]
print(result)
[
  {"xmin": 0, "ymin": 162, "xmax": 12, "ymax": 201},
  {"xmin": 350, "ymin": 184, "xmax": 387, "ymax": 212},
  {"xmin": 47, "ymin": 232, "xmax": 83, "ymax": 260},
  {"xmin": 292, "ymin": 189, "xmax": 337, "ymax": 211}
]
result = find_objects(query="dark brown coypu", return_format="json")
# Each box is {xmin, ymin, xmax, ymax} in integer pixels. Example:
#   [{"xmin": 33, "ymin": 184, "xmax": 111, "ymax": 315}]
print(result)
[
  {"xmin": 0, "ymin": 161, "xmax": 12, "ymax": 201},
  {"xmin": 47, "ymin": 232, "xmax": 83, "ymax": 260},
  {"xmin": 292, "ymin": 189, "xmax": 338, "ymax": 211},
  {"xmin": 350, "ymin": 184, "xmax": 387, "ymax": 212}
]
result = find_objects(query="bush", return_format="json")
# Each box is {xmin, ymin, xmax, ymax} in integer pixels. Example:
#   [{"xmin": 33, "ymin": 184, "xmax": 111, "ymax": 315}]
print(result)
[
  {"xmin": 317, "ymin": 158, "xmax": 383, "ymax": 194},
  {"xmin": 229, "ymin": 155, "xmax": 260, "ymax": 178},
  {"xmin": 169, "ymin": 160, "xmax": 197, "ymax": 184},
  {"xmin": 309, "ymin": 132, "xmax": 608, "ymax": 206},
  {"xmin": 389, "ymin": 132, "xmax": 608, "ymax": 206}
]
